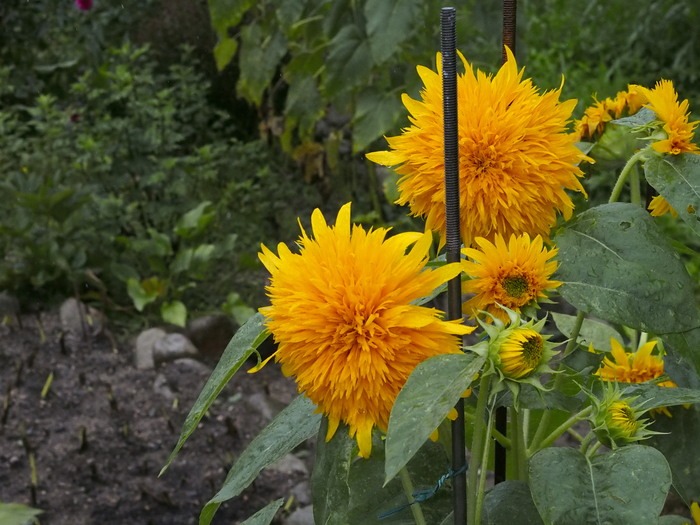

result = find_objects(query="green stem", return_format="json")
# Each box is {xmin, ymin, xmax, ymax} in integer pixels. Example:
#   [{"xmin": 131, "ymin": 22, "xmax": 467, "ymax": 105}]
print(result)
[
  {"xmin": 579, "ymin": 431, "xmax": 597, "ymax": 456},
  {"xmin": 399, "ymin": 467, "xmax": 426, "ymax": 525},
  {"xmin": 465, "ymin": 410, "xmax": 511, "ymax": 448},
  {"xmin": 608, "ymin": 149, "xmax": 646, "ymax": 204},
  {"xmin": 629, "ymin": 164, "xmax": 641, "ymax": 206},
  {"xmin": 567, "ymin": 427, "xmax": 585, "ymax": 442},
  {"xmin": 509, "ymin": 406, "xmax": 521, "ymax": 480},
  {"xmin": 475, "ymin": 399, "xmax": 496, "ymax": 525},
  {"xmin": 562, "ymin": 310, "xmax": 586, "ymax": 357},
  {"xmin": 528, "ymin": 406, "xmax": 593, "ymax": 455},
  {"xmin": 467, "ymin": 374, "xmax": 492, "ymax": 525},
  {"xmin": 585, "ymin": 441, "xmax": 603, "ymax": 458}
]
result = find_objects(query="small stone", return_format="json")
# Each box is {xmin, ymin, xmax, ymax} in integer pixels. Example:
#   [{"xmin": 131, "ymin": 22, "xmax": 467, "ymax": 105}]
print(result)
[
  {"xmin": 243, "ymin": 392, "xmax": 281, "ymax": 423},
  {"xmin": 153, "ymin": 333, "xmax": 199, "ymax": 365},
  {"xmin": 283, "ymin": 505, "xmax": 314, "ymax": 525},
  {"xmin": 134, "ymin": 328, "xmax": 167, "ymax": 370},
  {"xmin": 290, "ymin": 480, "xmax": 312, "ymax": 506},
  {"xmin": 269, "ymin": 453, "xmax": 309, "ymax": 477},
  {"xmin": 153, "ymin": 373, "xmax": 174, "ymax": 400},
  {"xmin": 170, "ymin": 358, "xmax": 211, "ymax": 375},
  {"xmin": 186, "ymin": 315, "xmax": 235, "ymax": 360},
  {"xmin": 59, "ymin": 298, "xmax": 105, "ymax": 337}
]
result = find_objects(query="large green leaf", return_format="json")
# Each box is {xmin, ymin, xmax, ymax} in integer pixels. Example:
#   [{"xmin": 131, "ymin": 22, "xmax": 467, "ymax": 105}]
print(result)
[
  {"xmin": 324, "ymin": 25, "xmax": 373, "ymax": 95},
  {"xmin": 353, "ymin": 89, "xmax": 404, "ymax": 153},
  {"xmin": 644, "ymin": 153, "xmax": 700, "ymax": 237},
  {"xmin": 237, "ymin": 25, "xmax": 288, "ymax": 106},
  {"xmin": 200, "ymin": 395, "xmax": 321, "ymax": 525},
  {"xmin": 239, "ymin": 499, "xmax": 284, "ymax": 525},
  {"xmin": 550, "ymin": 312, "xmax": 622, "ymax": 352},
  {"xmin": 364, "ymin": 0, "xmax": 422, "ymax": 64},
  {"xmin": 554, "ymin": 203, "xmax": 699, "ymax": 335},
  {"xmin": 620, "ymin": 383, "xmax": 700, "ymax": 410},
  {"xmin": 385, "ymin": 352, "xmax": 485, "ymax": 483},
  {"xmin": 481, "ymin": 481, "xmax": 543, "ymax": 525},
  {"xmin": 529, "ymin": 446, "xmax": 671, "ymax": 524},
  {"xmin": 312, "ymin": 419, "xmax": 452, "ymax": 525},
  {"xmin": 648, "ymin": 405, "xmax": 700, "ymax": 504},
  {"xmin": 161, "ymin": 313, "xmax": 269, "ymax": 474}
]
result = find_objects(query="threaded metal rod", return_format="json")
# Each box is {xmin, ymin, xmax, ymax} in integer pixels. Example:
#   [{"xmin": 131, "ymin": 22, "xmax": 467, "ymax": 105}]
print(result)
[
  {"xmin": 494, "ymin": 0, "xmax": 518, "ymax": 487},
  {"xmin": 441, "ymin": 7, "xmax": 466, "ymax": 525}
]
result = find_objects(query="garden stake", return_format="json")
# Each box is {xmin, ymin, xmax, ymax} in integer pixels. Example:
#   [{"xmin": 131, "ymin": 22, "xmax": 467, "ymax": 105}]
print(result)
[
  {"xmin": 494, "ymin": 0, "xmax": 518, "ymax": 486},
  {"xmin": 440, "ymin": 7, "xmax": 467, "ymax": 525}
]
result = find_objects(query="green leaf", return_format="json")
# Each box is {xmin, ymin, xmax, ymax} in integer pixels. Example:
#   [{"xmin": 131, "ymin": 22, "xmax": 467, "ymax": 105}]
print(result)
[
  {"xmin": 312, "ymin": 419, "xmax": 452, "ymax": 525},
  {"xmin": 126, "ymin": 277, "xmax": 159, "ymax": 312},
  {"xmin": 0, "ymin": 502, "xmax": 43, "ymax": 525},
  {"xmin": 161, "ymin": 313, "xmax": 269, "ymax": 474},
  {"xmin": 554, "ymin": 203, "xmax": 700, "ymax": 335},
  {"xmin": 620, "ymin": 383, "xmax": 700, "ymax": 410},
  {"xmin": 161, "ymin": 300, "xmax": 187, "ymax": 327},
  {"xmin": 529, "ymin": 446, "xmax": 671, "ymax": 524},
  {"xmin": 199, "ymin": 395, "xmax": 322, "ymax": 525},
  {"xmin": 214, "ymin": 37, "xmax": 238, "ymax": 71},
  {"xmin": 385, "ymin": 352, "xmax": 485, "ymax": 483},
  {"xmin": 353, "ymin": 89, "xmax": 404, "ymax": 153},
  {"xmin": 481, "ymin": 481, "xmax": 543, "ymax": 525},
  {"xmin": 239, "ymin": 499, "xmax": 284, "ymax": 525},
  {"xmin": 324, "ymin": 24, "xmax": 373, "ymax": 95},
  {"xmin": 658, "ymin": 515, "xmax": 695, "ymax": 525},
  {"xmin": 208, "ymin": 0, "xmax": 255, "ymax": 38},
  {"xmin": 612, "ymin": 107, "xmax": 656, "ymax": 127},
  {"xmin": 237, "ymin": 25, "xmax": 287, "ymax": 106},
  {"xmin": 551, "ymin": 312, "xmax": 623, "ymax": 352},
  {"xmin": 174, "ymin": 201, "xmax": 215, "ymax": 239},
  {"xmin": 648, "ymin": 404, "xmax": 700, "ymax": 504},
  {"xmin": 644, "ymin": 153, "xmax": 700, "ymax": 238},
  {"xmin": 364, "ymin": 0, "xmax": 422, "ymax": 64}
]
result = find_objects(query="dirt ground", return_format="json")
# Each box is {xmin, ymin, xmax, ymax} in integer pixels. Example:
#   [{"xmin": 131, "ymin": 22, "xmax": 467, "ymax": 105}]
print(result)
[{"xmin": 0, "ymin": 310, "xmax": 306, "ymax": 525}]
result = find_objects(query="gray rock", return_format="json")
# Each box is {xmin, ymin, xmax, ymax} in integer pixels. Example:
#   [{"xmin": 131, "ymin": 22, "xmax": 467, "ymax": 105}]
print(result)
[
  {"xmin": 290, "ymin": 480, "xmax": 312, "ymax": 506},
  {"xmin": 186, "ymin": 314, "xmax": 235, "ymax": 360},
  {"xmin": 269, "ymin": 453, "xmax": 309, "ymax": 477},
  {"xmin": 152, "ymin": 373, "xmax": 174, "ymax": 400},
  {"xmin": 243, "ymin": 392, "xmax": 284, "ymax": 423},
  {"xmin": 134, "ymin": 328, "xmax": 167, "ymax": 370},
  {"xmin": 59, "ymin": 298, "xmax": 104, "ymax": 337},
  {"xmin": 283, "ymin": 505, "xmax": 314, "ymax": 525},
  {"xmin": 170, "ymin": 358, "xmax": 212, "ymax": 375},
  {"xmin": 152, "ymin": 333, "xmax": 199, "ymax": 365}
]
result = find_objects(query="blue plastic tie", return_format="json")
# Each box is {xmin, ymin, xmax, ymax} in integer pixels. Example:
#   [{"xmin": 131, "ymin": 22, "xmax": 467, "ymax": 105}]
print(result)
[{"xmin": 378, "ymin": 464, "xmax": 468, "ymax": 520}]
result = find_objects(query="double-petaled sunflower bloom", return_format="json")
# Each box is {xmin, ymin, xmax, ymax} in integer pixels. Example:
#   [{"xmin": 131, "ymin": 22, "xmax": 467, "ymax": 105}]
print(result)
[
  {"xmin": 257, "ymin": 203, "xmax": 474, "ymax": 458},
  {"xmin": 366, "ymin": 48, "xmax": 587, "ymax": 247},
  {"xmin": 594, "ymin": 338, "xmax": 678, "ymax": 416},
  {"xmin": 461, "ymin": 233, "xmax": 561, "ymax": 323}
]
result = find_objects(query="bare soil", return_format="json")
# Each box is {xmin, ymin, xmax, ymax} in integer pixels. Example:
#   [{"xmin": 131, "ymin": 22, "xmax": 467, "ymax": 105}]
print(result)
[{"xmin": 0, "ymin": 310, "xmax": 304, "ymax": 525}]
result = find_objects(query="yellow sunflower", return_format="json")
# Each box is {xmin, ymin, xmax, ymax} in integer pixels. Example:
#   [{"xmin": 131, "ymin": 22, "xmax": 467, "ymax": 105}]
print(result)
[
  {"xmin": 366, "ymin": 47, "xmax": 587, "ymax": 247},
  {"xmin": 638, "ymin": 79, "xmax": 700, "ymax": 155},
  {"xmin": 257, "ymin": 203, "xmax": 474, "ymax": 458},
  {"xmin": 595, "ymin": 338, "xmax": 668, "ymax": 383},
  {"xmin": 606, "ymin": 400, "xmax": 641, "ymax": 442},
  {"xmin": 497, "ymin": 327, "xmax": 546, "ymax": 379},
  {"xmin": 575, "ymin": 99, "xmax": 612, "ymax": 140},
  {"xmin": 648, "ymin": 194, "xmax": 679, "ymax": 218},
  {"xmin": 461, "ymin": 233, "xmax": 561, "ymax": 323}
]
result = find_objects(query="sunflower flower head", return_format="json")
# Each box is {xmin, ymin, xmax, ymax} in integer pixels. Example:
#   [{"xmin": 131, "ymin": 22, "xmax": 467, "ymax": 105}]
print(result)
[
  {"xmin": 648, "ymin": 194, "xmax": 679, "ymax": 218},
  {"xmin": 638, "ymin": 79, "xmax": 700, "ymax": 155},
  {"xmin": 691, "ymin": 502, "xmax": 700, "ymax": 525},
  {"xmin": 588, "ymin": 384, "xmax": 656, "ymax": 449},
  {"xmin": 593, "ymin": 337, "xmax": 680, "ymax": 417},
  {"xmin": 462, "ymin": 233, "xmax": 561, "ymax": 323},
  {"xmin": 257, "ymin": 203, "xmax": 474, "ymax": 458},
  {"xmin": 479, "ymin": 310, "xmax": 558, "ymax": 401},
  {"xmin": 366, "ymin": 47, "xmax": 588, "ymax": 247}
]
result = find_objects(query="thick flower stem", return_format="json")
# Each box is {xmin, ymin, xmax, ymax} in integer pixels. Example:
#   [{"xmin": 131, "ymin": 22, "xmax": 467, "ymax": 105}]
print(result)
[
  {"xmin": 608, "ymin": 149, "xmax": 646, "ymax": 204},
  {"xmin": 467, "ymin": 374, "xmax": 492, "ymax": 525},
  {"xmin": 475, "ymin": 400, "xmax": 496, "ymax": 525},
  {"xmin": 528, "ymin": 406, "xmax": 593, "ymax": 455},
  {"xmin": 529, "ymin": 311, "xmax": 586, "ymax": 452},
  {"xmin": 510, "ymin": 407, "xmax": 528, "ymax": 481},
  {"xmin": 399, "ymin": 467, "xmax": 426, "ymax": 525}
]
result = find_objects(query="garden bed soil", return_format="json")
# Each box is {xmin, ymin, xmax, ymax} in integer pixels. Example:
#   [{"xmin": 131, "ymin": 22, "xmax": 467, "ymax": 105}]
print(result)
[{"xmin": 0, "ymin": 309, "xmax": 305, "ymax": 524}]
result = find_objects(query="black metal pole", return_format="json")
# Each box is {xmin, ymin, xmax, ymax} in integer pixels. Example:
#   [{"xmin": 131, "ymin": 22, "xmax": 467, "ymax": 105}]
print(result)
[
  {"xmin": 494, "ymin": 0, "xmax": 518, "ymax": 487},
  {"xmin": 441, "ymin": 7, "xmax": 466, "ymax": 525}
]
